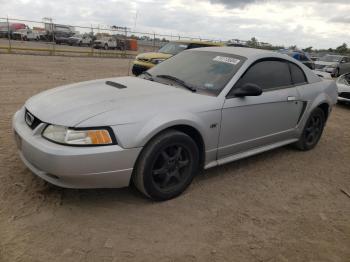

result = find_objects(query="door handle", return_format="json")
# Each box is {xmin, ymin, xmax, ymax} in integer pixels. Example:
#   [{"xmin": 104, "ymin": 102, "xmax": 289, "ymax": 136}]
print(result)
[{"xmin": 287, "ymin": 96, "xmax": 296, "ymax": 101}]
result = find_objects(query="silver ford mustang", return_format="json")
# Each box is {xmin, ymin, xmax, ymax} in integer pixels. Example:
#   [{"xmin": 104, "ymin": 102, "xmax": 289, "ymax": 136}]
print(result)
[{"xmin": 13, "ymin": 47, "xmax": 337, "ymax": 200}]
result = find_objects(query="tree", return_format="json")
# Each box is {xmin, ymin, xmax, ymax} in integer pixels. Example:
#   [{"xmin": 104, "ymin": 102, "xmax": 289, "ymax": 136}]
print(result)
[
  {"xmin": 303, "ymin": 46, "xmax": 313, "ymax": 53},
  {"xmin": 247, "ymin": 37, "xmax": 259, "ymax": 48},
  {"xmin": 336, "ymin": 43, "xmax": 348, "ymax": 54}
]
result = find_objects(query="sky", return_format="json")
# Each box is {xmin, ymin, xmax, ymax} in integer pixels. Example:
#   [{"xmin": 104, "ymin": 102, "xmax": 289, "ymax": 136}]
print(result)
[{"xmin": 0, "ymin": 0, "xmax": 349, "ymax": 49}]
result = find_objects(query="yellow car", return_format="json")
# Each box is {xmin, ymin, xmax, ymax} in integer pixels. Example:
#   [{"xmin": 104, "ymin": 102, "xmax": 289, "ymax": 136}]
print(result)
[{"xmin": 132, "ymin": 40, "xmax": 223, "ymax": 75}]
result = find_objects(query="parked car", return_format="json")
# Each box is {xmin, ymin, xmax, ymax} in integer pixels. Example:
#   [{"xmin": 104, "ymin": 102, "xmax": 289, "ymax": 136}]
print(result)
[
  {"xmin": 278, "ymin": 50, "xmax": 315, "ymax": 70},
  {"xmin": 68, "ymin": 34, "xmax": 93, "ymax": 46},
  {"xmin": 336, "ymin": 73, "xmax": 350, "ymax": 103},
  {"xmin": 315, "ymin": 55, "xmax": 350, "ymax": 77},
  {"xmin": 132, "ymin": 40, "xmax": 223, "ymax": 76},
  {"xmin": 93, "ymin": 37, "xmax": 117, "ymax": 50},
  {"xmin": 55, "ymin": 34, "xmax": 72, "ymax": 45},
  {"xmin": 12, "ymin": 29, "xmax": 40, "ymax": 41},
  {"xmin": 13, "ymin": 47, "xmax": 337, "ymax": 201}
]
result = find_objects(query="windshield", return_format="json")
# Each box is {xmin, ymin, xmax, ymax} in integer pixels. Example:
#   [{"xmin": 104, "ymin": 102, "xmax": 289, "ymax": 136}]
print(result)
[
  {"xmin": 158, "ymin": 42, "xmax": 189, "ymax": 55},
  {"xmin": 319, "ymin": 55, "xmax": 342, "ymax": 62},
  {"xmin": 145, "ymin": 51, "xmax": 246, "ymax": 96}
]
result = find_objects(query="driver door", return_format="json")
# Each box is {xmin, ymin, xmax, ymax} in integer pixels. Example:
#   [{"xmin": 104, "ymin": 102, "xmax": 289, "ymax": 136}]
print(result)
[
  {"xmin": 218, "ymin": 59, "xmax": 305, "ymax": 159},
  {"xmin": 340, "ymin": 57, "xmax": 350, "ymax": 75}
]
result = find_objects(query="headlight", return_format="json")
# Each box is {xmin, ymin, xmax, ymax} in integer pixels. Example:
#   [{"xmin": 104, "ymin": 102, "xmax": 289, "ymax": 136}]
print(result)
[
  {"xmin": 42, "ymin": 125, "xmax": 115, "ymax": 146},
  {"xmin": 151, "ymin": 58, "xmax": 166, "ymax": 64}
]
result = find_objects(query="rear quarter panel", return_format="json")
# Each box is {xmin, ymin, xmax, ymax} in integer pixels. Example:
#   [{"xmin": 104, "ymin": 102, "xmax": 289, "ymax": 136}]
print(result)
[{"xmin": 296, "ymin": 79, "xmax": 337, "ymax": 131}]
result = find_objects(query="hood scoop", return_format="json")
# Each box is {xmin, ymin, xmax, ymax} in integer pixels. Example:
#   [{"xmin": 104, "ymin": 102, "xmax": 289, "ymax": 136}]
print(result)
[{"xmin": 106, "ymin": 81, "xmax": 127, "ymax": 89}]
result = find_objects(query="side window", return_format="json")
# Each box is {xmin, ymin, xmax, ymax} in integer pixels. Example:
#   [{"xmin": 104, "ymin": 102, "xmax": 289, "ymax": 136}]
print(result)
[
  {"xmin": 235, "ymin": 60, "xmax": 292, "ymax": 91},
  {"xmin": 341, "ymin": 57, "xmax": 349, "ymax": 63},
  {"xmin": 300, "ymin": 54, "xmax": 308, "ymax": 62},
  {"xmin": 289, "ymin": 62, "xmax": 307, "ymax": 85}
]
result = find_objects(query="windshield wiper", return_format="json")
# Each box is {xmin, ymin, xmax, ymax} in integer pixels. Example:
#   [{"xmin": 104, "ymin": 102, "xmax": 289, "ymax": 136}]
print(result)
[
  {"xmin": 156, "ymin": 74, "xmax": 197, "ymax": 92},
  {"xmin": 141, "ymin": 71, "xmax": 154, "ymax": 81}
]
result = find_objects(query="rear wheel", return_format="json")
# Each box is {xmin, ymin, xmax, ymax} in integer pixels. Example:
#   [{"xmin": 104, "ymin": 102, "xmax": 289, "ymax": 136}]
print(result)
[
  {"xmin": 294, "ymin": 108, "xmax": 325, "ymax": 151},
  {"xmin": 133, "ymin": 130, "xmax": 199, "ymax": 201}
]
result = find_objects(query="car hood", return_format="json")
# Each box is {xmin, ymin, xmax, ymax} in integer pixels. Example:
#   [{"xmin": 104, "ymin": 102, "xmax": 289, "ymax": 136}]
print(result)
[
  {"xmin": 315, "ymin": 61, "xmax": 338, "ymax": 67},
  {"xmin": 69, "ymin": 37, "xmax": 81, "ymax": 40},
  {"xmin": 136, "ymin": 52, "xmax": 173, "ymax": 61},
  {"xmin": 25, "ymin": 76, "xmax": 218, "ymax": 127}
]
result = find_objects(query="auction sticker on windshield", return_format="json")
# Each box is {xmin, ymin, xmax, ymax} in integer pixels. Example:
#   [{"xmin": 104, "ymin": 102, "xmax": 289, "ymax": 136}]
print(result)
[{"xmin": 213, "ymin": 56, "xmax": 240, "ymax": 65}]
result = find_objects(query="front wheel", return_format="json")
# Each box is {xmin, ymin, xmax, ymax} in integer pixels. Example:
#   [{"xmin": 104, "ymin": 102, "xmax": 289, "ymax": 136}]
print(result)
[
  {"xmin": 293, "ymin": 108, "xmax": 325, "ymax": 151},
  {"xmin": 334, "ymin": 68, "xmax": 340, "ymax": 78},
  {"xmin": 133, "ymin": 130, "xmax": 199, "ymax": 201}
]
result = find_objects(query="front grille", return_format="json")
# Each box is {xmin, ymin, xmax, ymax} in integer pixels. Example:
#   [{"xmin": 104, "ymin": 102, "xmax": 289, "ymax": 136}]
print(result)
[
  {"xmin": 25, "ymin": 109, "xmax": 42, "ymax": 129},
  {"xmin": 339, "ymin": 92, "xmax": 350, "ymax": 99},
  {"xmin": 137, "ymin": 58, "xmax": 149, "ymax": 62},
  {"xmin": 315, "ymin": 64, "xmax": 326, "ymax": 70}
]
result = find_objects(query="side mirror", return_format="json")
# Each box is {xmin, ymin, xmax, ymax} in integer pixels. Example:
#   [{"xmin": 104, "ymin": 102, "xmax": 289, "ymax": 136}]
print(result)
[{"xmin": 232, "ymin": 83, "xmax": 263, "ymax": 97}]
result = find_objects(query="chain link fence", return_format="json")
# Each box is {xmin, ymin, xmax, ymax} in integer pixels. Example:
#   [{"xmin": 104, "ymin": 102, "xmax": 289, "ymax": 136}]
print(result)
[{"xmin": 0, "ymin": 17, "xmax": 223, "ymax": 58}]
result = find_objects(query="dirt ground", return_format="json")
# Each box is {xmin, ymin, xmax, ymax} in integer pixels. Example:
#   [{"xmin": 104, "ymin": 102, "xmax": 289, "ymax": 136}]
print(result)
[{"xmin": 0, "ymin": 54, "xmax": 349, "ymax": 262}]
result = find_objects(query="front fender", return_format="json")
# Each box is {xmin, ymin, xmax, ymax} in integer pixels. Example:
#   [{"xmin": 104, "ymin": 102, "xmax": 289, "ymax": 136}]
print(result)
[{"xmin": 112, "ymin": 110, "xmax": 221, "ymax": 152}]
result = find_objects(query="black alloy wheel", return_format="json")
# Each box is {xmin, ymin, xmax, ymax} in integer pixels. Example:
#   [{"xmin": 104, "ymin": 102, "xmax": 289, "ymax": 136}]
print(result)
[
  {"xmin": 151, "ymin": 144, "xmax": 191, "ymax": 193},
  {"xmin": 294, "ymin": 108, "xmax": 325, "ymax": 151},
  {"xmin": 133, "ymin": 130, "xmax": 199, "ymax": 201},
  {"xmin": 304, "ymin": 113, "xmax": 323, "ymax": 147}
]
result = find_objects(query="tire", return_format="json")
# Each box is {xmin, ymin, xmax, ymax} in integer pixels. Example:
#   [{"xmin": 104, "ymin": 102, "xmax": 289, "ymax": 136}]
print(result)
[
  {"xmin": 334, "ymin": 68, "xmax": 340, "ymax": 78},
  {"xmin": 293, "ymin": 108, "xmax": 325, "ymax": 151},
  {"xmin": 132, "ymin": 66, "xmax": 140, "ymax": 76},
  {"xmin": 133, "ymin": 130, "xmax": 199, "ymax": 201}
]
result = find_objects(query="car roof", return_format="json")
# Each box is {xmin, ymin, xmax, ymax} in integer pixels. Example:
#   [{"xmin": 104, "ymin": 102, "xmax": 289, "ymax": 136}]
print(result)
[
  {"xmin": 324, "ymin": 54, "xmax": 344, "ymax": 57},
  {"xmin": 188, "ymin": 46, "xmax": 322, "ymax": 84},
  {"xmin": 189, "ymin": 46, "xmax": 280, "ymax": 59}
]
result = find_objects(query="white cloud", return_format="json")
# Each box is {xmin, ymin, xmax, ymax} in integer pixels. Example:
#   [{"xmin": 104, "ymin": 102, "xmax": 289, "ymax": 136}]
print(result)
[{"xmin": 0, "ymin": 0, "xmax": 349, "ymax": 48}]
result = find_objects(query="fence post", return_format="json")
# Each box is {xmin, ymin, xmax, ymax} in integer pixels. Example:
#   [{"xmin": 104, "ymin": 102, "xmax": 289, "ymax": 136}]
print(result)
[
  {"xmin": 7, "ymin": 17, "xmax": 11, "ymax": 53},
  {"xmin": 51, "ymin": 19, "xmax": 55, "ymax": 56},
  {"xmin": 90, "ymin": 25, "xmax": 94, "ymax": 57},
  {"xmin": 98, "ymin": 25, "xmax": 101, "ymax": 57},
  {"xmin": 153, "ymin": 33, "xmax": 156, "ymax": 51},
  {"xmin": 124, "ymin": 27, "xmax": 127, "ymax": 58}
]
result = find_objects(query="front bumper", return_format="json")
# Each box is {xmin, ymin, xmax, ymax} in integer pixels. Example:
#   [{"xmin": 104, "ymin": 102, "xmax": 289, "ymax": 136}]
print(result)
[
  {"xmin": 93, "ymin": 43, "xmax": 106, "ymax": 49},
  {"xmin": 337, "ymin": 84, "xmax": 350, "ymax": 102},
  {"xmin": 12, "ymin": 108, "xmax": 142, "ymax": 189}
]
